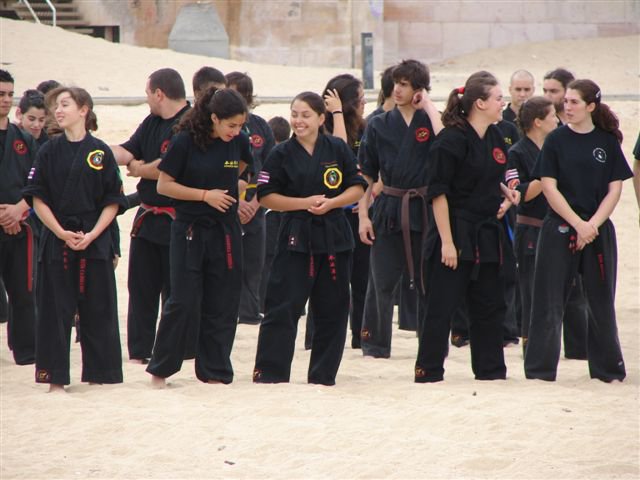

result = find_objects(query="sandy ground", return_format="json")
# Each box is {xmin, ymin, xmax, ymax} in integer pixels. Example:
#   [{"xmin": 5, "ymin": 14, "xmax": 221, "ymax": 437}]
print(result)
[{"xmin": 1, "ymin": 18, "xmax": 639, "ymax": 480}]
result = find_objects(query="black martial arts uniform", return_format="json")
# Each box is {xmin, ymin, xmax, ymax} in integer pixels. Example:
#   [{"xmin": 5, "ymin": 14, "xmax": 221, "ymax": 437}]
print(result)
[
  {"xmin": 502, "ymin": 105, "xmax": 517, "ymax": 125},
  {"xmin": 415, "ymin": 122, "xmax": 508, "ymax": 382},
  {"xmin": 253, "ymin": 133, "xmax": 366, "ymax": 385},
  {"xmin": 0, "ymin": 124, "xmax": 37, "ymax": 365},
  {"xmin": 524, "ymin": 126, "xmax": 632, "ymax": 382},
  {"xmin": 24, "ymin": 133, "xmax": 125, "ymax": 385},
  {"xmin": 507, "ymin": 136, "xmax": 588, "ymax": 356},
  {"xmin": 121, "ymin": 104, "xmax": 191, "ymax": 361},
  {"xmin": 238, "ymin": 113, "xmax": 275, "ymax": 324},
  {"xmin": 358, "ymin": 108, "xmax": 435, "ymax": 358},
  {"xmin": 146, "ymin": 130, "xmax": 252, "ymax": 383}
]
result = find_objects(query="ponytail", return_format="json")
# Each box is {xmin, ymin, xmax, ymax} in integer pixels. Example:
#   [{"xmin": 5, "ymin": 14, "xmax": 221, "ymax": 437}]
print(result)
[
  {"xmin": 442, "ymin": 71, "xmax": 498, "ymax": 129},
  {"xmin": 568, "ymin": 79, "xmax": 622, "ymax": 143}
]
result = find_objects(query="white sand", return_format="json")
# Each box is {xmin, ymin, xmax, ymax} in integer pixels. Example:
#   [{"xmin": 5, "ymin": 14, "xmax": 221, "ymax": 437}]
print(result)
[{"xmin": 1, "ymin": 19, "xmax": 639, "ymax": 479}]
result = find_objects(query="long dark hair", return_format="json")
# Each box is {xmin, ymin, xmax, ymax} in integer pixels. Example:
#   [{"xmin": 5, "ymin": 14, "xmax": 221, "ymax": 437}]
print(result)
[
  {"xmin": 567, "ymin": 79, "xmax": 622, "ymax": 143},
  {"xmin": 517, "ymin": 96, "xmax": 553, "ymax": 133},
  {"xmin": 322, "ymin": 74, "xmax": 365, "ymax": 147},
  {"xmin": 177, "ymin": 86, "xmax": 248, "ymax": 151},
  {"xmin": 45, "ymin": 86, "xmax": 98, "ymax": 132},
  {"xmin": 442, "ymin": 71, "xmax": 498, "ymax": 129}
]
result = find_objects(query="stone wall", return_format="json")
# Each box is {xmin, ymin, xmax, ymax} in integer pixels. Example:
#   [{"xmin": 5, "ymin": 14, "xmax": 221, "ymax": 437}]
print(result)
[
  {"xmin": 383, "ymin": 0, "xmax": 640, "ymax": 65},
  {"xmin": 71, "ymin": 0, "xmax": 639, "ymax": 69}
]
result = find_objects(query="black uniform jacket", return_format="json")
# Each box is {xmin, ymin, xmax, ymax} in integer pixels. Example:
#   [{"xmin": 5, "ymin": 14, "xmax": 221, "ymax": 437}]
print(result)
[
  {"xmin": 359, "ymin": 107, "xmax": 435, "ymax": 233},
  {"xmin": 23, "ymin": 133, "xmax": 125, "ymax": 261},
  {"xmin": 426, "ymin": 122, "xmax": 508, "ymax": 263},
  {"xmin": 257, "ymin": 133, "xmax": 367, "ymax": 255},
  {"xmin": 0, "ymin": 124, "xmax": 37, "ymax": 241},
  {"xmin": 158, "ymin": 130, "xmax": 253, "ymax": 224},
  {"xmin": 121, "ymin": 104, "xmax": 190, "ymax": 243}
]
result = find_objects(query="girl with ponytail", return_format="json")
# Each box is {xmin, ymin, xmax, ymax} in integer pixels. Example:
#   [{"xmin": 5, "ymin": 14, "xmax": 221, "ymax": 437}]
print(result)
[
  {"xmin": 524, "ymin": 80, "xmax": 632, "ymax": 382},
  {"xmin": 415, "ymin": 71, "xmax": 519, "ymax": 383}
]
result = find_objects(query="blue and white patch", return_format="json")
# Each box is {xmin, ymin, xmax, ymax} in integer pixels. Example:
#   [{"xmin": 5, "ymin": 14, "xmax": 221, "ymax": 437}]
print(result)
[{"xmin": 593, "ymin": 147, "xmax": 606, "ymax": 163}]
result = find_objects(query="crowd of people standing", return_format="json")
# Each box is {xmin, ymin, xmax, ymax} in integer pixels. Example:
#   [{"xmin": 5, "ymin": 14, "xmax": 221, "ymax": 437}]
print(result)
[{"xmin": 0, "ymin": 59, "xmax": 636, "ymax": 391}]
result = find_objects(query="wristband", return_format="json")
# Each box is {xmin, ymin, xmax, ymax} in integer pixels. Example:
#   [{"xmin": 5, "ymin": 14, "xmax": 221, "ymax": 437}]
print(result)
[{"xmin": 332, "ymin": 110, "xmax": 343, "ymax": 115}]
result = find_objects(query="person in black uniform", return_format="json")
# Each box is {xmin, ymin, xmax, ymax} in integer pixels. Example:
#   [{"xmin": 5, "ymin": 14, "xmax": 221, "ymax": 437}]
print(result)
[
  {"xmin": 146, "ymin": 87, "xmax": 252, "ymax": 388},
  {"xmin": 24, "ymin": 86, "xmax": 125, "ymax": 391},
  {"xmin": 632, "ymin": 133, "xmax": 640, "ymax": 221},
  {"xmin": 415, "ymin": 71, "xmax": 520, "ymax": 383},
  {"xmin": 508, "ymin": 96, "xmax": 587, "ymax": 358},
  {"xmin": 524, "ymin": 80, "xmax": 632, "ymax": 382},
  {"xmin": 110, "ymin": 68, "xmax": 192, "ymax": 363},
  {"xmin": 252, "ymin": 91, "xmax": 366, "ymax": 386},
  {"xmin": 358, "ymin": 59, "xmax": 443, "ymax": 358},
  {"xmin": 315, "ymin": 73, "xmax": 368, "ymax": 349},
  {"xmin": 0, "ymin": 70, "xmax": 37, "ymax": 365},
  {"xmin": 225, "ymin": 72, "xmax": 275, "ymax": 326}
]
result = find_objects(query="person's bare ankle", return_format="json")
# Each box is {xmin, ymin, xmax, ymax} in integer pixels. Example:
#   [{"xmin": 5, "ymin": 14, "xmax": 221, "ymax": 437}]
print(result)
[
  {"xmin": 150, "ymin": 375, "xmax": 166, "ymax": 389},
  {"xmin": 207, "ymin": 379, "xmax": 223, "ymax": 384},
  {"xmin": 48, "ymin": 384, "xmax": 65, "ymax": 393}
]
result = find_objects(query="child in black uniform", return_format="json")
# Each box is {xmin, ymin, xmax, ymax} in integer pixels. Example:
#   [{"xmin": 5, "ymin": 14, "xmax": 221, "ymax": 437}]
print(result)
[
  {"xmin": 252, "ymin": 92, "xmax": 366, "ymax": 386},
  {"xmin": 415, "ymin": 71, "xmax": 519, "ymax": 382},
  {"xmin": 146, "ymin": 87, "xmax": 252, "ymax": 387},
  {"xmin": 524, "ymin": 80, "xmax": 632, "ymax": 382},
  {"xmin": 24, "ymin": 87, "xmax": 125, "ymax": 391}
]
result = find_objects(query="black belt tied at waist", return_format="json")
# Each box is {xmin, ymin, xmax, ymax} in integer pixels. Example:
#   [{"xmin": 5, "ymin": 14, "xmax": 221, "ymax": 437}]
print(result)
[
  {"xmin": 131, "ymin": 202, "xmax": 176, "ymax": 238},
  {"xmin": 382, "ymin": 185, "xmax": 428, "ymax": 293},
  {"xmin": 287, "ymin": 209, "xmax": 342, "ymax": 282},
  {"xmin": 516, "ymin": 214, "xmax": 544, "ymax": 228},
  {"xmin": 452, "ymin": 209, "xmax": 505, "ymax": 281}
]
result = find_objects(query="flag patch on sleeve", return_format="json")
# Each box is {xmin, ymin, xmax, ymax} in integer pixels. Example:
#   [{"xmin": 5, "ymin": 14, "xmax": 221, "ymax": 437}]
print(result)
[{"xmin": 257, "ymin": 171, "xmax": 270, "ymax": 185}]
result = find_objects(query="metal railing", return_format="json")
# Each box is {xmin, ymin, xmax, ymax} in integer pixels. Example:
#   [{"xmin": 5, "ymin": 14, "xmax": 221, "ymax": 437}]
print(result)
[{"xmin": 20, "ymin": 0, "xmax": 57, "ymax": 27}]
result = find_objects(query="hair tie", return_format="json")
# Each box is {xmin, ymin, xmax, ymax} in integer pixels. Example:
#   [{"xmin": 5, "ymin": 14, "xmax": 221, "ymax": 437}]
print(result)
[
  {"xmin": 457, "ymin": 87, "xmax": 465, "ymax": 95},
  {"xmin": 595, "ymin": 90, "xmax": 601, "ymax": 102}
]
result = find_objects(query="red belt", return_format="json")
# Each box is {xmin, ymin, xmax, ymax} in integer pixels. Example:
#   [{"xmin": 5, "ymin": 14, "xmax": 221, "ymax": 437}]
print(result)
[{"xmin": 131, "ymin": 202, "xmax": 176, "ymax": 237}]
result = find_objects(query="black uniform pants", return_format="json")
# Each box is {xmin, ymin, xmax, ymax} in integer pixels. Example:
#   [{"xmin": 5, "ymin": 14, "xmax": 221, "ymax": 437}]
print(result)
[
  {"xmin": 0, "ymin": 235, "xmax": 36, "ymax": 365},
  {"xmin": 259, "ymin": 210, "xmax": 282, "ymax": 313},
  {"xmin": 346, "ymin": 211, "xmax": 370, "ymax": 344},
  {"xmin": 239, "ymin": 208, "xmax": 266, "ymax": 324},
  {"xmin": 253, "ymin": 249, "xmax": 351, "ymax": 386},
  {"xmin": 35, "ymin": 258, "xmax": 122, "ymax": 385},
  {"xmin": 361, "ymin": 230, "xmax": 424, "ymax": 358},
  {"xmin": 515, "ymin": 224, "xmax": 588, "ymax": 357},
  {"xmin": 127, "ymin": 236, "xmax": 170, "ymax": 359},
  {"xmin": 416, "ymin": 257, "xmax": 507, "ymax": 382},
  {"xmin": 146, "ymin": 220, "xmax": 242, "ymax": 383},
  {"xmin": 524, "ymin": 218, "xmax": 625, "ymax": 382}
]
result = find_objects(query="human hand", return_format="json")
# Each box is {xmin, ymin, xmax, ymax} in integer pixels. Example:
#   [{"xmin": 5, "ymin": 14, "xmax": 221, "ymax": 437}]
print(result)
[{"xmin": 203, "ymin": 189, "xmax": 236, "ymax": 212}]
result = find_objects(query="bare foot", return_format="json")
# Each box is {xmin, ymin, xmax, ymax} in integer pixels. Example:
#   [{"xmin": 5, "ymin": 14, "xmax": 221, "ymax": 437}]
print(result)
[
  {"xmin": 207, "ymin": 379, "xmax": 223, "ymax": 384},
  {"xmin": 150, "ymin": 375, "xmax": 166, "ymax": 389},
  {"xmin": 88, "ymin": 382, "xmax": 103, "ymax": 386},
  {"xmin": 48, "ymin": 384, "xmax": 65, "ymax": 393}
]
